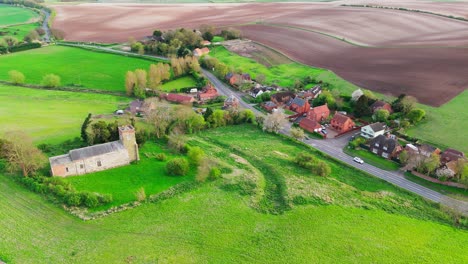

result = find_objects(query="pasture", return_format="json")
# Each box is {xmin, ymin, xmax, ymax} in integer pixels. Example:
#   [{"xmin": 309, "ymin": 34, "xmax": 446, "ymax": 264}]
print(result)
[
  {"xmin": 407, "ymin": 90, "xmax": 468, "ymax": 153},
  {"xmin": 0, "ymin": 5, "xmax": 39, "ymax": 26},
  {"xmin": 0, "ymin": 22, "xmax": 39, "ymax": 41},
  {"xmin": 160, "ymin": 76, "xmax": 197, "ymax": 92},
  {"xmin": 64, "ymin": 142, "xmax": 195, "ymax": 208},
  {"xmin": 1, "ymin": 124, "xmax": 468, "ymax": 263},
  {"xmin": 0, "ymin": 85, "xmax": 130, "ymax": 144},
  {"xmin": 0, "ymin": 45, "xmax": 158, "ymax": 92}
]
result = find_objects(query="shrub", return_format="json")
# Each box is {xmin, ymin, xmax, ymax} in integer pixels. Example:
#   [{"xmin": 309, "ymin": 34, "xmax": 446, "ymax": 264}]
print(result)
[
  {"xmin": 166, "ymin": 158, "xmax": 189, "ymax": 176},
  {"xmin": 99, "ymin": 194, "xmax": 113, "ymax": 204},
  {"xmin": 155, "ymin": 153, "xmax": 167, "ymax": 161},
  {"xmin": 42, "ymin": 74, "xmax": 61, "ymax": 88},
  {"xmin": 65, "ymin": 192, "xmax": 82, "ymax": 206},
  {"xmin": 8, "ymin": 70, "xmax": 25, "ymax": 84},
  {"xmin": 135, "ymin": 187, "xmax": 146, "ymax": 202},
  {"xmin": 81, "ymin": 192, "xmax": 99, "ymax": 208},
  {"xmin": 208, "ymin": 167, "xmax": 221, "ymax": 180},
  {"xmin": 314, "ymin": 161, "xmax": 331, "ymax": 177},
  {"xmin": 187, "ymin": 146, "xmax": 205, "ymax": 166}
]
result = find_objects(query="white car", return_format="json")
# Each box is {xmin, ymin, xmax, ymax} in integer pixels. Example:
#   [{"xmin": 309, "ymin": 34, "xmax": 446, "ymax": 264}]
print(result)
[{"xmin": 353, "ymin": 157, "xmax": 364, "ymax": 164}]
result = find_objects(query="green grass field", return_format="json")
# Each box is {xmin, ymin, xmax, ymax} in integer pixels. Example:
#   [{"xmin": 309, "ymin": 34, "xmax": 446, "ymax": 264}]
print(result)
[
  {"xmin": 0, "ymin": 22, "xmax": 39, "ymax": 41},
  {"xmin": 160, "ymin": 76, "xmax": 197, "ymax": 91},
  {"xmin": 1, "ymin": 125, "xmax": 468, "ymax": 263},
  {"xmin": 64, "ymin": 142, "xmax": 195, "ymax": 208},
  {"xmin": 407, "ymin": 90, "xmax": 468, "ymax": 153},
  {"xmin": 0, "ymin": 85, "xmax": 130, "ymax": 144},
  {"xmin": 0, "ymin": 45, "xmax": 157, "ymax": 92},
  {"xmin": 210, "ymin": 46, "xmax": 359, "ymax": 94},
  {"xmin": 0, "ymin": 5, "xmax": 39, "ymax": 27}
]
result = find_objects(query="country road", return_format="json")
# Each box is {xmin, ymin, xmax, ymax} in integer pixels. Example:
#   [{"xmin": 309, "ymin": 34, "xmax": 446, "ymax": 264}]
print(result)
[
  {"xmin": 40, "ymin": 9, "xmax": 51, "ymax": 42},
  {"xmin": 50, "ymin": 43, "xmax": 468, "ymax": 214}
]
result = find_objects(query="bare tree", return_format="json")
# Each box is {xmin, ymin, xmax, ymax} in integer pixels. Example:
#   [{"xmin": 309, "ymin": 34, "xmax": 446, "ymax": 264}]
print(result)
[
  {"xmin": 148, "ymin": 64, "xmax": 161, "ymax": 89},
  {"xmin": 1, "ymin": 131, "xmax": 47, "ymax": 177},
  {"xmin": 290, "ymin": 127, "xmax": 305, "ymax": 140},
  {"xmin": 147, "ymin": 103, "xmax": 173, "ymax": 138},
  {"xmin": 263, "ymin": 109, "xmax": 288, "ymax": 133},
  {"xmin": 125, "ymin": 71, "xmax": 136, "ymax": 96}
]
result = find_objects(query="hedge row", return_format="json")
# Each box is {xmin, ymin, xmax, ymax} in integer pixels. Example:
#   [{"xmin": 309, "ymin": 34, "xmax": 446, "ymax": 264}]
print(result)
[{"xmin": 0, "ymin": 42, "xmax": 41, "ymax": 54}]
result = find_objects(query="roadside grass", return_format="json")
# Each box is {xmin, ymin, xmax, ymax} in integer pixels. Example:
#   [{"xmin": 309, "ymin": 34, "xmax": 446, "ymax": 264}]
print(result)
[
  {"xmin": 64, "ymin": 142, "xmax": 195, "ymax": 209},
  {"xmin": 212, "ymin": 36, "xmax": 225, "ymax": 42},
  {"xmin": 0, "ymin": 22, "xmax": 39, "ymax": 41},
  {"xmin": 407, "ymin": 90, "xmax": 468, "ymax": 153},
  {"xmin": 0, "ymin": 5, "xmax": 39, "ymax": 26},
  {"xmin": 160, "ymin": 76, "xmax": 197, "ymax": 92},
  {"xmin": 0, "ymin": 45, "xmax": 155, "ymax": 92},
  {"xmin": 404, "ymin": 172, "xmax": 468, "ymax": 202},
  {"xmin": 1, "ymin": 172, "xmax": 468, "ymax": 263},
  {"xmin": 0, "ymin": 85, "xmax": 130, "ymax": 144},
  {"xmin": 343, "ymin": 147, "xmax": 400, "ymax": 171},
  {"xmin": 210, "ymin": 45, "xmax": 358, "ymax": 94}
]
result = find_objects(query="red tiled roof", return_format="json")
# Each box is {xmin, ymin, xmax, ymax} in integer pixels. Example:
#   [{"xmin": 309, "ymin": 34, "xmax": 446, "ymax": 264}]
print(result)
[
  {"xmin": 331, "ymin": 113, "xmax": 351, "ymax": 125},
  {"xmin": 299, "ymin": 118, "xmax": 321, "ymax": 132},
  {"xmin": 166, "ymin": 93, "xmax": 194, "ymax": 103}
]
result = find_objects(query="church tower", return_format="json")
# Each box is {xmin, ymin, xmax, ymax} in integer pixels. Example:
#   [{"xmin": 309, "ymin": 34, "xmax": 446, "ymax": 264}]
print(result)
[{"xmin": 118, "ymin": 125, "xmax": 139, "ymax": 161}]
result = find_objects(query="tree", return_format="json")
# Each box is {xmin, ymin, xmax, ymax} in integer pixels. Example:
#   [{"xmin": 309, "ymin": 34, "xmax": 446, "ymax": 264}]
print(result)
[
  {"xmin": 153, "ymin": 30, "xmax": 162, "ymax": 37},
  {"xmin": 188, "ymin": 147, "xmax": 205, "ymax": 166},
  {"xmin": 200, "ymin": 24, "xmax": 216, "ymax": 35},
  {"xmin": 263, "ymin": 109, "xmax": 287, "ymax": 133},
  {"xmin": 423, "ymin": 153, "xmax": 440, "ymax": 175},
  {"xmin": 255, "ymin": 74, "xmax": 266, "ymax": 84},
  {"xmin": 393, "ymin": 95, "xmax": 418, "ymax": 115},
  {"xmin": 314, "ymin": 90, "xmax": 336, "ymax": 109},
  {"xmin": 294, "ymin": 79, "xmax": 304, "ymax": 90},
  {"xmin": 166, "ymin": 158, "xmax": 189, "ymax": 176},
  {"xmin": 399, "ymin": 150, "xmax": 409, "ymax": 165},
  {"xmin": 407, "ymin": 108, "xmax": 425, "ymax": 124},
  {"xmin": 24, "ymin": 30, "xmax": 39, "ymax": 43},
  {"xmin": 354, "ymin": 95, "xmax": 371, "ymax": 117},
  {"xmin": 167, "ymin": 131, "xmax": 187, "ymax": 153},
  {"xmin": 208, "ymin": 109, "xmax": 226, "ymax": 128},
  {"xmin": 290, "ymin": 127, "xmax": 305, "ymax": 140},
  {"xmin": 373, "ymin": 109, "xmax": 390, "ymax": 122},
  {"xmin": 89, "ymin": 121, "xmax": 111, "ymax": 144},
  {"xmin": 148, "ymin": 104, "xmax": 173, "ymax": 138},
  {"xmin": 8, "ymin": 70, "xmax": 25, "ymax": 84},
  {"xmin": 134, "ymin": 69, "xmax": 147, "ymax": 98},
  {"xmin": 454, "ymin": 159, "xmax": 467, "ymax": 180},
  {"xmin": 315, "ymin": 161, "xmax": 331, "ymax": 177},
  {"xmin": 202, "ymin": 31, "xmax": 213, "ymax": 41},
  {"xmin": 42, "ymin": 74, "xmax": 61, "ymax": 87},
  {"xmin": 125, "ymin": 71, "xmax": 137, "ymax": 96},
  {"xmin": 1, "ymin": 131, "xmax": 47, "ymax": 177},
  {"xmin": 80, "ymin": 113, "xmax": 92, "ymax": 144},
  {"xmin": 3, "ymin": 36, "xmax": 18, "ymax": 47},
  {"xmin": 148, "ymin": 64, "xmax": 161, "ymax": 89}
]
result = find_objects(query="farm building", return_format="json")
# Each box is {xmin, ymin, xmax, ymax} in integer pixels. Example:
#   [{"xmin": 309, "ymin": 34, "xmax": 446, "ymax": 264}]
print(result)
[
  {"xmin": 163, "ymin": 93, "xmax": 195, "ymax": 104},
  {"xmin": 330, "ymin": 113, "xmax": 355, "ymax": 133},
  {"xmin": 49, "ymin": 125, "xmax": 139, "ymax": 177},
  {"xmin": 193, "ymin": 47, "xmax": 210, "ymax": 57},
  {"xmin": 360, "ymin": 122, "xmax": 385, "ymax": 139}
]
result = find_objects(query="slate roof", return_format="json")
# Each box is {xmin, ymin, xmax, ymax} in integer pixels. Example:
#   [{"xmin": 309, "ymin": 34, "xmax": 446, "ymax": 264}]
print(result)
[
  {"xmin": 370, "ymin": 135, "xmax": 399, "ymax": 153},
  {"xmin": 70, "ymin": 141, "xmax": 125, "ymax": 161},
  {"xmin": 310, "ymin": 85, "xmax": 322, "ymax": 95},
  {"xmin": 289, "ymin": 97, "xmax": 307, "ymax": 107},
  {"xmin": 368, "ymin": 122, "xmax": 385, "ymax": 132},
  {"xmin": 441, "ymin": 148, "xmax": 466, "ymax": 163}
]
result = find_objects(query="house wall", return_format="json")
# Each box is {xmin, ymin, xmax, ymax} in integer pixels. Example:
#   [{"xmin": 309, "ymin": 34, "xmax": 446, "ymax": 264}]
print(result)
[{"xmin": 51, "ymin": 150, "xmax": 131, "ymax": 177}]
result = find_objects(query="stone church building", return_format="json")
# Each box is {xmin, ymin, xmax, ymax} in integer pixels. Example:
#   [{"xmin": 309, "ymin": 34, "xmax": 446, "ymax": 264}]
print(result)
[{"xmin": 49, "ymin": 125, "xmax": 139, "ymax": 177}]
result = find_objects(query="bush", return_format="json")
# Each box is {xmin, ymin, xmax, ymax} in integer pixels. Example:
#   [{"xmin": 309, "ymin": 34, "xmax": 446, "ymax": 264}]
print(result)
[
  {"xmin": 187, "ymin": 146, "xmax": 205, "ymax": 166},
  {"xmin": 42, "ymin": 74, "xmax": 61, "ymax": 88},
  {"xmin": 8, "ymin": 70, "xmax": 25, "ymax": 84},
  {"xmin": 81, "ymin": 192, "xmax": 99, "ymax": 208},
  {"xmin": 208, "ymin": 167, "xmax": 221, "ymax": 180},
  {"xmin": 65, "ymin": 192, "xmax": 82, "ymax": 206},
  {"xmin": 314, "ymin": 161, "xmax": 331, "ymax": 177},
  {"xmin": 135, "ymin": 187, "xmax": 146, "ymax": 202},
  {"xmin": 155, "ymin": 153, "xmax": 167, "ymax": 161},
  {"xmin": 98, "ymin": 194, "xmax": 113, "ymax": 204},
  {"xmin": 166, "ymin": 158, "xmax": 189, "ymax": 176}
]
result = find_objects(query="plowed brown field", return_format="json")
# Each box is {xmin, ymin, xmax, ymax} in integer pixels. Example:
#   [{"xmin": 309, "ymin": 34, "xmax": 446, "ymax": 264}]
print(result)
[{"xmin": 51, "ymin": 2, "xmax": 468, "ymax": 106}]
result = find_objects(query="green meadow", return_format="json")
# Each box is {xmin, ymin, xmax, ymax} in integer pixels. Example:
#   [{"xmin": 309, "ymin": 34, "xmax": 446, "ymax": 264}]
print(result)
[
  {"xmin": 407, "ymin": 90, "xmax": 468, "ymax": 153},
  {"xmin": 0, "ymin": 85, "xmax": 130, "ymax": 144},
  {"xmin": 0, "ymin": 5, "xmax": 39, "ymax": 26},
  {"xmin": 0, "ymin": 45, "xmax": 157, "ymax": 92},
  {"xmin": 0, "ymin": 22, "xmax": 39, "ymax": 41},
  {"xmin": 160, "ymin": 76, "xmax": 197, "ymax": 91},
  {"xmin": 1, "ymin": 124, "xmax": 468, "ymax": 263}
]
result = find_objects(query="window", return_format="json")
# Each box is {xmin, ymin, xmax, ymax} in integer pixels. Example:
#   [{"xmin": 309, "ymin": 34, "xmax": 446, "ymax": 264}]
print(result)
[
  {"xmin": 373, "ymin": 149, "xmax": 378, "ymax": 154},
  {"xmin": 65, "ymin": 167, "xmax": 69, "ymax": 172},
  {"xmin": 80, "ymin": 164, "xmax": 84, "ymax": 169},
  {"xmin": 382, "ymin": 153, "xmax": 389, "ymax": 158},
  {"xmin": 375, "ymin": 143, "xmax": 380, "ymax": 147},
  {"xmin": 97, "ymin": 161, "xmax": 102, "ymax": 167}
]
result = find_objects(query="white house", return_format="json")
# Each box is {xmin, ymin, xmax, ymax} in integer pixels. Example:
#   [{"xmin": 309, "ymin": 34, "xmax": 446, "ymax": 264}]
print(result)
[
  {"xmin": 360, "ymin": 122, "xmax": 386, "ymax": 139},
  {"xmin": 352, "ymin": 89, "xmax": 364, "ymax": 102}
]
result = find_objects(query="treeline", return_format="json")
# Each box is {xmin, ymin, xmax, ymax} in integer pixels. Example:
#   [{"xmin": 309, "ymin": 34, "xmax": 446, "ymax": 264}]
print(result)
[{"xmin": 125, "ymin": 56, "xmax": 202, "ymax": 98}]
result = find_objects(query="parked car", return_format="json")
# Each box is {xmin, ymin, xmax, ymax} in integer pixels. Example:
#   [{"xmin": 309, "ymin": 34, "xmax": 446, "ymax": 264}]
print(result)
[
  {"xmin": 322, "ymin": 130, "xmax": 327, "ymax": 135},
  {"xmin": 353, "ymin": 157, "xmax": 364, "ymax": 164}
]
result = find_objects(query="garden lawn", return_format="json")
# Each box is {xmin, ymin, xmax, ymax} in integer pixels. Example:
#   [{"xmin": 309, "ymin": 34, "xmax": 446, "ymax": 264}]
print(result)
[
  {"xmin": 0, "ymin": 85, "xmax": 130, "ymax": 144},
  {"xmin": 407, "ymin": 90, "xmax": 468, "ymax": 153},
  {"xmin": 0, "ymin": 22, "xmax": 39, "ymax": 41},
  {"xmin": 64, "ymin": 142, "xmax": 195, "ymax": 209},
  {"xmin": 0, "ymin": 45, "xmax": 156, "ymax": 92},
  {"xmin": 160, "ymin": 76, "xmax": 197, "ymax": 92},
  {"xmin": 210, "ymin": 46, "xmax": 359, "ymax": 94},
  {"xmin": 0, "ymin": 5, "xmax": 39, "ymax": 26},
  {"xmin": 343, "ymin": 147, "xmax": 401, "ymax": 171}
]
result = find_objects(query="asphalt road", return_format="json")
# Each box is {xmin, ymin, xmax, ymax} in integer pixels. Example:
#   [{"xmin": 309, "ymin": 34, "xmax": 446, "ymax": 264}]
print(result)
[{"xmin": 40, "ymin": 9, "xmax": 51, "ymax": 43}]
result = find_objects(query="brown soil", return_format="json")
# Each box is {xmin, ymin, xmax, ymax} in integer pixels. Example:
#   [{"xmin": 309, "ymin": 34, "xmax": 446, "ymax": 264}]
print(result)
[
  {"xmin": 51, "ymin": 2, "xmax": 468, "ymax": 106},
  {"xmin": 223, "ymin": 39, "xmax": 292, "ymax": 67}
]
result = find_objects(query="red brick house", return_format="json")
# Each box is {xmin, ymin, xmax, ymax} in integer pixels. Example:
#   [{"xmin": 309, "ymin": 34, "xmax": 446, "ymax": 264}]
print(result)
[
  {"xmin": 330, "ymin": 113, "xmax": 355, "ymax": 133},
  {"xmin": 197, "ymin": 84, "xmax": 218, "ymax": 102},
  {"xmin": 262, "ymin": 101, "xmax": 277, "ymax": 112},
  {"xmin": 225, "ymin": 73, "xmax": 251, "ymax": 87},
  {"xmin": 371, "ymin": 100, "xmax": 393, "ymax": 113},
  {"xmin": 164, "ymin": 93, "xmax": 195, "ymax": 104},
  {"xmin": 287, "ymin": 97, "xmax": 310, "ymax": 114},
  {"xmin": 193, "ymin": 47, "xmax": 210, "ymax": 57},
  {"xmin": 299, "ymin": 118, "xmax": 321, "ymax": 133},
  {"xmin": 307, "ymin": 104, "xmax": 330, "ymax": 122}
]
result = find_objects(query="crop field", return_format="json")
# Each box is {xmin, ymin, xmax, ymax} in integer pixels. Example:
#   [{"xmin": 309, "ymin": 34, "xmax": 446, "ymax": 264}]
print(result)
[
  {"xmin": 407, "ymin": 90, "xmax": 468, "ymax": 153},
  {"xmin": 0, "ymin": 85, "xmax": 130, "ymax": 144},
  {"xmin": 0, "ymin": 22, "xmax": 39, "ymax": 41},
  {"xmin": 1, "ymin": 124, "xmax": 468, "ymax": 263},
  {"xmin": 51, "ymin": 2, "xmax": 468, "ymax": 106},
  {"xmin": 64, "ymin": 142, "xmax": 195, "ymax": 208},
  {"xmin": 160, "ymin": 76, "xmax": 197, "ymax": 91},
  {"xmin": 0, "ymin": 5, "xmax": 39, "ymax": 26},
  {"xmin": 0, "ymin": 45, "xmax": 157, "ymax": 92}
]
